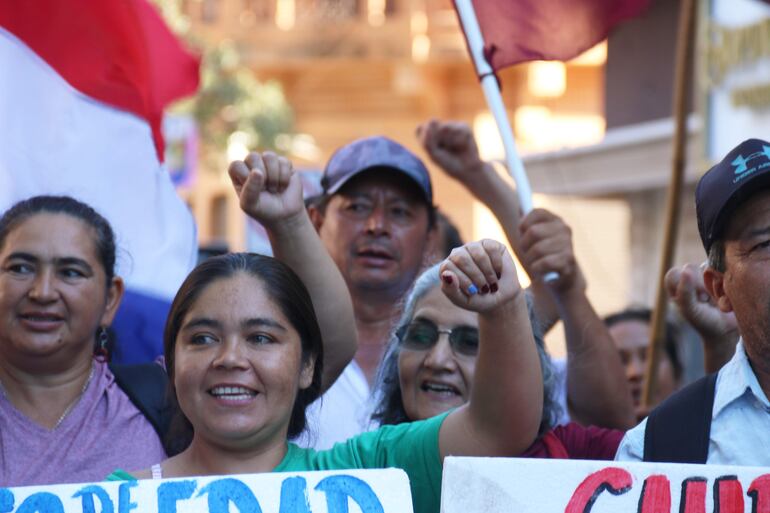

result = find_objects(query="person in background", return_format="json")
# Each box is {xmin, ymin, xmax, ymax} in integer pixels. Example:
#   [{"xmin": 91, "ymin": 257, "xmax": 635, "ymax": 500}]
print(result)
[
  {"xmin": 418, "ymin": 119, "xmax": 634, "ymax": 429},
  {"xmin": 604, "ymin": 265, "xmax": 742, "ymax": 424},
  {"xmin": 604, "ymin": 308, "xmax": 683, "ymax": 421},
  {"xmin": 303, "ymin": 136, "xmax": 438, "ymax": 448}
]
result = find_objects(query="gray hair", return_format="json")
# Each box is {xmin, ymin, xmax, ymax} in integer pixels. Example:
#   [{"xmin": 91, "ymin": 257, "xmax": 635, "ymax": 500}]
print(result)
[
  {"xmin": 708, "ymin": 239, "xmax": 726, "ymax": 272},
  {"xmin": 370, "ymin": 264, "xmax": 563, "ymax": 436}
]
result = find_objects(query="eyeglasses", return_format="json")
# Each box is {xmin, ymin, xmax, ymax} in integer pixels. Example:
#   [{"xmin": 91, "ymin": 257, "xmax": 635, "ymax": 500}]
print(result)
[{"xmin": 396, "ymin": 319, "xmax": 479, "ymax": 357}]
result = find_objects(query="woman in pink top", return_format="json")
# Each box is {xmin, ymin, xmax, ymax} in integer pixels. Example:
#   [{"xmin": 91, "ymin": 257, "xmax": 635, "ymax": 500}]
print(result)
[
  {"xmin": 0, "ymin": 153, "xmax": 362, "ymax": 487},
  {"xmin": 0, "ymin": 196, "xmax": 166, "ymax": 486}
]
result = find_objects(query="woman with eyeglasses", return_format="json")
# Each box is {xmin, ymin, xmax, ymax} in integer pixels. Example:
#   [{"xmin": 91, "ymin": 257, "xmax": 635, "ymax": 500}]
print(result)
[{"xmin": 372, "ymin": 263, "xmax": 624, "ymax": 459}]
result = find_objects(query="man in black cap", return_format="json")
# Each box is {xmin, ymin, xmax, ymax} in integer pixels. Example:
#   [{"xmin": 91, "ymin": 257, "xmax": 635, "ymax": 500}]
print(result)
[
  {"xmin": 299, "ymin": 135, "xmax": 438, "ymax": 448},
  {"xmin": 616, "ymin": 138, "xmax": 770, "ymax": 464}
]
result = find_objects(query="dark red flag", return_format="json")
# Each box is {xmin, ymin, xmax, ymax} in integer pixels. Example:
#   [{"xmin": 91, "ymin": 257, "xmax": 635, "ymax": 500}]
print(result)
[{"xmin": 458, "ymin": 0, "xmax": 652, "ymax": 71}]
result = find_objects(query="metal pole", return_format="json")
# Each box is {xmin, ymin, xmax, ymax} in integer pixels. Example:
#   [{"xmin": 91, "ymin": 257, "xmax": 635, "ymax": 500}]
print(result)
[{"xmin": 454, "ymin": 0, "xmax": 557, "ymax": 281}]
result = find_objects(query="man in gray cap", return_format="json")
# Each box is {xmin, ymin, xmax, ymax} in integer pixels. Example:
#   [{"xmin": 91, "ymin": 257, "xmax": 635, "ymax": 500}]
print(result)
[
  {"xmin": 616, "ymin": 138, "xmax": 770, "ymax": 465},
  {"xmin": 300, "ymin": 135, "xmax": 437, "ymax": 448}
]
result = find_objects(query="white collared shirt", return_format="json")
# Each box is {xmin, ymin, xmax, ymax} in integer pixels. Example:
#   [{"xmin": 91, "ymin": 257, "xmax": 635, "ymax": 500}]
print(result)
[{"xmin": 615, "ymin": 341, "xmax": 770, "ymax": 465}]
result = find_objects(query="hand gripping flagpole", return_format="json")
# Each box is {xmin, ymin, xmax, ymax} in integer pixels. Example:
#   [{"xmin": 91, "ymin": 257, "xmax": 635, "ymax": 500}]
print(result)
[{"xmin": 454, "ymin": 0, "xmax": 558, "ymax": 283}]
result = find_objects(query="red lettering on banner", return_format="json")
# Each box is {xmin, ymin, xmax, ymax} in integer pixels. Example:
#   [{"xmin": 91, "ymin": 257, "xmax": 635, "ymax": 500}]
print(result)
[
  {"xmin": 748, "ymin": 474, "xmax": 770, "ymax": 513},
  {"xmin": 679, "ymin": 478, "xmax": 707, "ymax": 513},
  {"xmin": 715, "ymin": 476, "xmax": 744, "ymax": 513},
  {"xmin": 564, "ymin": 467, "xmax": 633, "ymax": 513},
  {"xmin": 638, "ymin": 475, "xmax": 671, "ymax": 513}
]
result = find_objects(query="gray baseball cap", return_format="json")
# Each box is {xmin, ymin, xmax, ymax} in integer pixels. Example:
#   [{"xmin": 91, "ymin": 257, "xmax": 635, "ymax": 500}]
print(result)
[{"xmin": 322, "ymin": 136, "xmax": 433, "ymax": 204}]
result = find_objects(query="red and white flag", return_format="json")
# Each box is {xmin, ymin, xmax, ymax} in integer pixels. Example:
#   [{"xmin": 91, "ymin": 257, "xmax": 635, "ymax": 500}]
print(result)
[{"xmin": 0, "ymin": 0, "xmax": 200, "ymax": 363}]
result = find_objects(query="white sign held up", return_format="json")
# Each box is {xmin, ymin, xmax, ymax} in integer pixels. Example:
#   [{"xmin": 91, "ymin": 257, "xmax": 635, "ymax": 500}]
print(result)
[
  {"xmin": 441, "ymin": 457, "xmax": 770, "ymax": 513},
  {"xmin": 0, "ymin": 468, "xmax": 412, "ymax": 513}
]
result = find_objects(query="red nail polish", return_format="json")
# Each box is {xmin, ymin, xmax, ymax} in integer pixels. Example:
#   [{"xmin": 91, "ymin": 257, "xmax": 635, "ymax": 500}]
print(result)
[
  {"xmin": 491, "ymin": 283, "xmax": 499, "ymax": 293},
  {"xmin": 481, "ymin": 284, "xmax": 490, "ymax": 294},
  {"xmin": 442, "ymin": 274, "xmax": 453, "ymax": 285},
  {"xmin": 496, "ymin": 272, "xmax": 501, "ymax": 279}
]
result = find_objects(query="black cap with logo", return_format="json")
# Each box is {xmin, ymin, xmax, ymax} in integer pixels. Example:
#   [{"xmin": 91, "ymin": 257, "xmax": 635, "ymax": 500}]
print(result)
[{"xmin": 697, "ymin": 138, "xmax": 770, "ymax": 253}]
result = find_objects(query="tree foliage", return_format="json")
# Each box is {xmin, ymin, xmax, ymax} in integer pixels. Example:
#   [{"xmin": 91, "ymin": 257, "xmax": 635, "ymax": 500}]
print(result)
[{"xmin": 152, "ymin": 0, "xmax": 295, "ymax": 167}]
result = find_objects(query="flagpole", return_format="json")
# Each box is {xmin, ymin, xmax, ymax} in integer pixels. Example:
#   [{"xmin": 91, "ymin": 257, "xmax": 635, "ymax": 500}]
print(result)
[
  {"xmin": 454, "ymin": 0, "xmax": 558, "ymax": 282},
  {"xmin": 641, "ymin": 0, "xmax": 697, "ymax": 408}
]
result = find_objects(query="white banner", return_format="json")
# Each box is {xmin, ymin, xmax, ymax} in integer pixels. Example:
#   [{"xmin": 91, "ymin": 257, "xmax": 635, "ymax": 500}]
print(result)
[
  {"xmin": 704, "ymin": 0, "xmax": 770, "ymax": 162},
  {"xmin": 0, "ymin": 469, "xmax": 412, "ymax": 513},
  {"xmin": 441, "ymin": 457, "xmax": 770, "ymax": 513}
]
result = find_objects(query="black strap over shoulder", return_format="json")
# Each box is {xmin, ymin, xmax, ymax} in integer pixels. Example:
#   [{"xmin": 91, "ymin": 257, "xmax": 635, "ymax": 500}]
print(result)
[
  {"xmin": 109, "ymin": 363, "xmax": 172, "ymax": 445},
  {"xmin": 643, "ymin": 373, "xmax": 718, "ymax": 463}
]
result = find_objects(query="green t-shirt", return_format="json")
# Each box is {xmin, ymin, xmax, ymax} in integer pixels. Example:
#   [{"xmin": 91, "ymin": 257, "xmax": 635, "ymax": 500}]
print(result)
[{"xmin": 107, "ymin": 412, "xmax": 448, "ymax": 513}]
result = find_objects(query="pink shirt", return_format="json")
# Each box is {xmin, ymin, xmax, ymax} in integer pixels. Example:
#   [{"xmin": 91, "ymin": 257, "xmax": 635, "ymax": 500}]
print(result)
[{"xmin": 0, "ymin": 360, "xmax": 166, "ymax": 486}]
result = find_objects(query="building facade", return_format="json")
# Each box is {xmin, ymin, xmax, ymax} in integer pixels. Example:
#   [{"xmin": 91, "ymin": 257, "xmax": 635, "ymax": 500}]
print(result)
[{"xmin": 176, "ymin": 0, "xmax": 770, "ymax": 354}]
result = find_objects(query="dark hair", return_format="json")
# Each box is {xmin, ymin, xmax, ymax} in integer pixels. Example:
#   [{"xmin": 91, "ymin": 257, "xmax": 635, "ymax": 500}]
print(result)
[
  {"xmin": 371, "ymin": 265, "xmax": 562, "ymax": 436},
  {"xmin": 163, "ymin": 253, "xmax": 324, "ymax": 453},
  {"xmin": 604, "ymin": 308, "xmax": 684, "ymax": 380},
  {"xmin": 0, "ymin": 195, "xmax": 119, "ymax": 357},
  {"xmin": 0, "ymin": 195, "xmax": 117, "ymax": 283},
  {"xmin": 435, "ymin": 209, "xmax": 464, "ymax": 258}
]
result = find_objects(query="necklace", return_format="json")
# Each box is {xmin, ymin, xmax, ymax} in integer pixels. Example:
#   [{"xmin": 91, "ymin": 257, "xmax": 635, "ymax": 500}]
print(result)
[
  {"xmin": 0, "ymin": 364, "xmax": 95, "ymax": 430},
  {"xmin": 53, "ymin": 365, "xmax": 95, "ymax": 429}
]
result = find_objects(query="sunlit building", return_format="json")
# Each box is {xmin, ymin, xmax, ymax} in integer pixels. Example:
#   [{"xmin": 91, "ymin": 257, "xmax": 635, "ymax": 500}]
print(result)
[{"xmin": 177, "ymin": 0, "xmax": 770, "ymax": 355}]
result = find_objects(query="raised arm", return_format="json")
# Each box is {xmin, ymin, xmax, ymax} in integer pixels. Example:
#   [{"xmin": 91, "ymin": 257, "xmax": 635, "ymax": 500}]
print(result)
[
  {"xmin": 228, "ymin": 152, "xmax": 358, "ymax": 390},
  {"xmin": 417, "ymin": 119, "xmax": 560, "ymax": 331},
  {"xmin": 438, "ymin": 240, "xmax": 542, "ymax": 458},
  {"xmin": 665, "ymin": 263, "xmax": 738, "ymax": 373},
  {"xmin": 518, "ymin": 209, "xmax": 635, "ymax": 429}
]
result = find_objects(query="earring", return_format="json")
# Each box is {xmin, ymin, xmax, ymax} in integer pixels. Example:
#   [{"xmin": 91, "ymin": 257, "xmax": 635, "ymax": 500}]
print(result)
[{"xmin": 95, "ymin": 326, "xmax": 109, "ymax": 361}]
